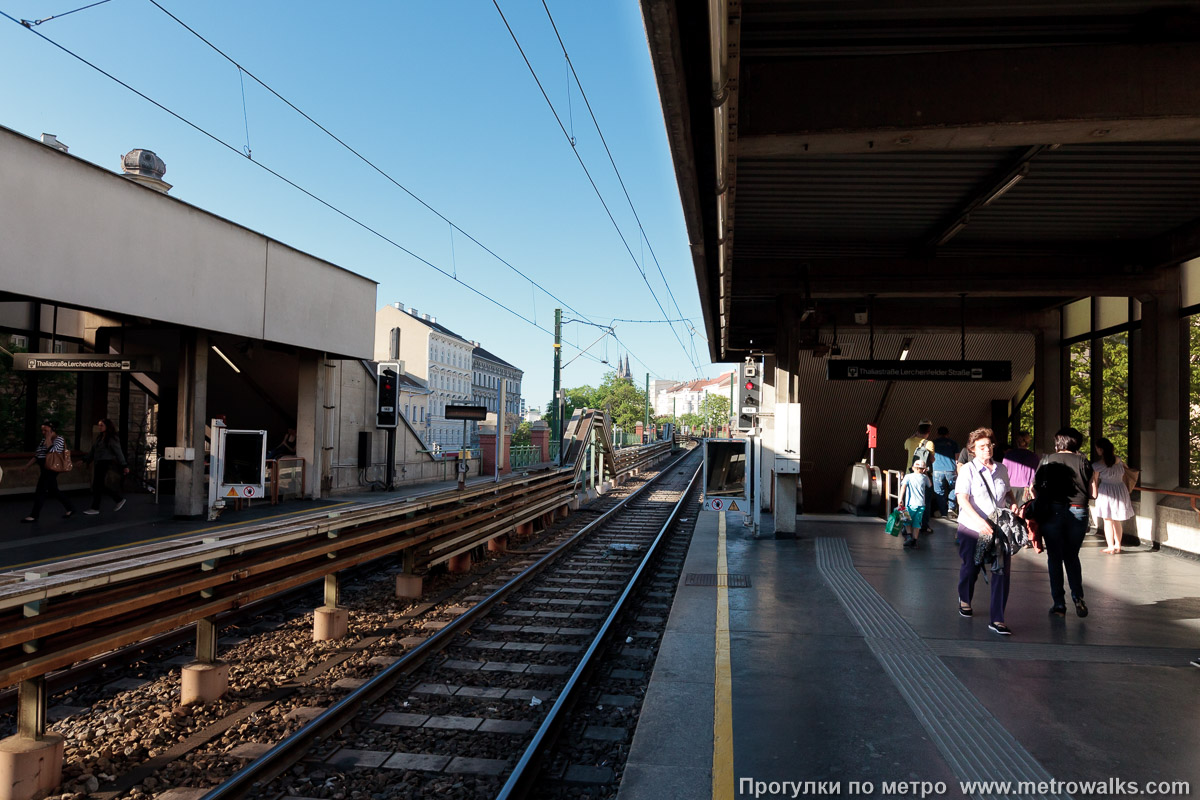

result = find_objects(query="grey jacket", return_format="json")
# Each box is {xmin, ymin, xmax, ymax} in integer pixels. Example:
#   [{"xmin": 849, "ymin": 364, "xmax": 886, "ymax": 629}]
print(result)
[{"xmin": 87, "ymin": 436, "xmax": 127, "ymax": 467}]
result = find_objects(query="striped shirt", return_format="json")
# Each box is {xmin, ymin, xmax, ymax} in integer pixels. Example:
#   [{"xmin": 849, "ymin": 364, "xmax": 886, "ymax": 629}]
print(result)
[{"xmin": 34, "ymin": 435, "xmax": 66, "ymax": 460}]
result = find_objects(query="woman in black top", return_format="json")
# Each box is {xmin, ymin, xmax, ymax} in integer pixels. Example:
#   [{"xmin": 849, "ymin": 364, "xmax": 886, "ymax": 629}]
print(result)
[
  {"xmin": 1031, "ymin": 427, "xmax": 1095, "ymax": 618},
  {"xmin": 22, "ymin": 419, "xmax": 76, "ymax": 522},
  {"xmin": 83, "ymin": 418, "xmax": 129, "ymax": 514}
]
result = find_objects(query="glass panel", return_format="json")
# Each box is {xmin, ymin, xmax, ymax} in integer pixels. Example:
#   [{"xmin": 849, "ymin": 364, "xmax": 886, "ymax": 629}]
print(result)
[
  {"xmin": 1068, "ymin": 341, "xmax": 1091, "ymax": 448},
  {"xmin": 1101, "ymin": 332, "xmax": 1130, "ymax": 462},
  {"xmin": 1190, "ymin": 315, "xmax": 1200, "ymax": 487},
  {"xmin": 1017, "ymin": 389, "xmax": 1035, "ymax": 444},
  {"xmin": 1064, "ymin": 299, "xmax": 1092, "ymax": 339},
  {"xmin": 1096, "ymin": 297, "xmax": 1129, "ymax": 330}
]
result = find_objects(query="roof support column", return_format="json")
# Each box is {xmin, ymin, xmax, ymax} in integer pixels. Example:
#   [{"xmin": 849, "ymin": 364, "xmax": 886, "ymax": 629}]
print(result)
[
  {"xmin": 1033, "ymin": 316, "xmax": 1063, "ymax": 454},
  {"xmin": 174, "ymin": 331, "xmax": 208, "ymax": 519},
  {"xmin": 1134, "ymin": 267, "xmax": 1184, "ymax": 498},
  {"xmin": 297, "ymin": 351, "xmax": 327, "ymax": 499},
  {"xmin": 773, "ymin": 308, "xmax": 800, "ymax": 536}
]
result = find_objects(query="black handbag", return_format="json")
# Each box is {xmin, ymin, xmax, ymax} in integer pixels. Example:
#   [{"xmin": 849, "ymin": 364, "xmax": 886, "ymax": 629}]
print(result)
[{"xmin": 978, "ymin": 469, "xmax": 1030, "ymax": 554}]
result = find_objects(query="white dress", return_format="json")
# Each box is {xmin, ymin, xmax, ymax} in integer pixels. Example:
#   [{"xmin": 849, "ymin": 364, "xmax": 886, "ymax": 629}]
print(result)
[{"xmin": 1092, "ymin": 459, "xmax": 1133, "ymax": 521}]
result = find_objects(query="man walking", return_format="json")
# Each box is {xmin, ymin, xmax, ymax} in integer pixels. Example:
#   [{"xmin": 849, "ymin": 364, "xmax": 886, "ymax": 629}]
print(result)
[
  {"xmin": 903, "ymin": 420, "xmax": 936, "ymax": 534},
  {"xmin": 931, "ymin": 426, "xmax": 960, "ymax": 519}
]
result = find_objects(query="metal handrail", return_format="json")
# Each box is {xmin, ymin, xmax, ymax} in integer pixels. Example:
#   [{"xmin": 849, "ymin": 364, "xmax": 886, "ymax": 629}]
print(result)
[
  {"xmin": 1133, "ymin": 484, "xmax": 1200, "ymax": 524},
  {"xmin": 199, "ymin": 446, "xmax": 698, "ymax": 800}
]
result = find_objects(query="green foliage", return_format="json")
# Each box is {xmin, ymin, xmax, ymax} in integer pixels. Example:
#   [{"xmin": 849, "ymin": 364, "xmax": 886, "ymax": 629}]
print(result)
[
  {"xmin": 1190, "ymin": 316, "xmax": 1200, "ymax": 486},
  {"xmin": 1068, "ymin": 341, "xmax": 1090, "ymax": 451},
  {"xmin": 679, "ymin": 412, "xmax": 704, "ymax": 430},
  {"xmin": 556, "ymin": 371, "xmax": 650, "ymax": 433},
  {"xmin": 701, "ymin": 394, "xmax": 731, "ymax": 430},
  {"xmin": 1101, "ymin": 333, "xmax": 1129, "ymax": 462},
  {"xmin": 1016, "ymin": 389, "xmax": 1035, "ymax": 444},
  {"xmin": 513, "ymin": 421, "xmax": 531, "ymax": 447},
  {"xmin": 0, "ymin": 341, "xmax": 78, "ymax": 452}
]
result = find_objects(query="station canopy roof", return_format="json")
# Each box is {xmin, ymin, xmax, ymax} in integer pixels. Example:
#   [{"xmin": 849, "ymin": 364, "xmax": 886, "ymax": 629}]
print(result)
[{"xmin": 640, "ymin": 0, "xmax": 1200, "ymax": 361}]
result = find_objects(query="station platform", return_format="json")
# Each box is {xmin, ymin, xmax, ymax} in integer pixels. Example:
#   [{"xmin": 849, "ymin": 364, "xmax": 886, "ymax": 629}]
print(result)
[
  {"xmin": 620, "ymin": 511, "xmax": 1200, "ymax": 800},
  {"xmin": 0, "ymin": 472, "xmax": 526, "ymax": 572}
]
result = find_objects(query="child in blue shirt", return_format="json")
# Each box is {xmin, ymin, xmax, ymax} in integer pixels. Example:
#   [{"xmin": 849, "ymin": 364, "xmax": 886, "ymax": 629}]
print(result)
[{"xmin": 898, "ymin": 462, "xmax": 932, "ymax": 549}]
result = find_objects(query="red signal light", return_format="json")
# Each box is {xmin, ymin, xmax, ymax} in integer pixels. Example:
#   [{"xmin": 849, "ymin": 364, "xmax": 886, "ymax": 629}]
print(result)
[{"xmin": 745, "ymin": 380, "xmax": 754, "ymax": 390}]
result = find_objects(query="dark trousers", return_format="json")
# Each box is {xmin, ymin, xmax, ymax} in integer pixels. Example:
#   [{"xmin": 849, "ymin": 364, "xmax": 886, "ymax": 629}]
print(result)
[
  {"xmin": 957, "ymin": 524, "xmax": 1010, "ymax": 623},
  {"xmin": 30, "ymin": 463, "xmax": 75, "ymax": 518},
  {"xmin": 1038, "ymin": 503, "xmax": 1088, "ymax": 605},
  {"xmin": 932, "ymin": 470, "xmax": 957, "ymax": 514},
  {"xmin": 90, "ymin": 462, "xmax": 124, "ymax": 509}
]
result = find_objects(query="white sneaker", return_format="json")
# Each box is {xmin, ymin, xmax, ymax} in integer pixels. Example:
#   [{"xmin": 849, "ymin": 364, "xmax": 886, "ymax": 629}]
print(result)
[
  {"xmin": 83, "ymin": 509, "xmax": 100, "ymax": 515},
  {"xmin": 114, "ymin": 499, "xmax": 127, "ymax": 511}
]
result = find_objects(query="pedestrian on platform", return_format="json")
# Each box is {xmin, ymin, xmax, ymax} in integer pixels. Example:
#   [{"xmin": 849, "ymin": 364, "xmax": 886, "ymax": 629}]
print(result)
[
  {"xmin": 931, "ymin": 426, "xmax": 960, "ymax": 520},
  {"xmin": 903, "ymin": 420, "xmax": 935, "ymax": 473},
  {"xmin": 1092, "ymin": 437, "xmax": 1134, "ymax": 554},
  {"xmin": 1031, "ymin": 427, "xmax": 1094, "ymax": 617},
  {"xmin": 22, "ymin": 419, "xmax": 76, "ymax": 522},
  {"xmin": 954, "ymin": 427, "xmax": 1017, "ymax": 635},
  {"xmin": 1002, "ymin": 430, "xmax": 1039, "ymax": 505},
  {"xmin": 83, "ymin": 418, "xmax": 128, "ymax": 515},
  {"xmin": 898, "ymin": 461, "xmax": 932, "ymax": 549}
]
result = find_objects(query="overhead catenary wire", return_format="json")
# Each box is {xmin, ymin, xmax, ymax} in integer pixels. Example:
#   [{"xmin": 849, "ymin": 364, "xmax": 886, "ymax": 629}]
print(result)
[
  {"xmin": 143, "ymin": 0, "xmax": 598, "ymax": 332},
  {"xmin": 538, "ymin": 0, "xmax": 694, "ymax": 343},
  {"xmin": 491, "ymin": 0, "xmax": 700, "ymax": 378},
  {"xmin": 0, "ymin": 9, "xmax": 614, "ymax": 370}
]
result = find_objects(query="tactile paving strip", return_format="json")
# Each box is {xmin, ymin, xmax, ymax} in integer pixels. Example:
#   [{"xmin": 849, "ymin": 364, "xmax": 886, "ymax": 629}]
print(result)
[{"xmin": 815, "ymin": 537, "xmax": 1070, "ymax": 800}]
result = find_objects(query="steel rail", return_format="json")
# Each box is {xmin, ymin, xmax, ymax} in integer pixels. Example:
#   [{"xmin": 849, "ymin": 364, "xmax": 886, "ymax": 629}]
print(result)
[
  {"xmin": 496, "ymin": 458, "xmax": 702, "ymax": 800},
  {"xmin": 198, "ymin": 445, "xmax": 697, "ymax": 800}
]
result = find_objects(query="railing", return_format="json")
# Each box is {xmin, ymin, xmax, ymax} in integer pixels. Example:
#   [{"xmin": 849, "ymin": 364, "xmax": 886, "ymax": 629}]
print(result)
[
  {"xmin": 1134, "ymin": 485, "xmax": 1200, "ymax": 524},
  {"xmin": 550, "ymin": 440, "xmax": 560, "ymax": 462},
  {"xmin": 510, "ymin": 445, "xmax": 540, "ymax": 469}
]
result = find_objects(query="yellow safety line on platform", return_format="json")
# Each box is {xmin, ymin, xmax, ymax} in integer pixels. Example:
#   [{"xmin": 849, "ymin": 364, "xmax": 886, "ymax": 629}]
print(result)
[
  {"xmin": 7, "ymin": 501, "xmax": 355, "ymax": 570},
  {"xmin": 713, "ymin": 512, "xmax": 734, "ymax": 800}
]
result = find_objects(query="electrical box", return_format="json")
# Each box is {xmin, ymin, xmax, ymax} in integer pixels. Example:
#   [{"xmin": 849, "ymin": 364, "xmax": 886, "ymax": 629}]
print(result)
[
  {"xmin": 357, "ymin": 431, "xmax": 371, "ymax": 469},
  {"xmin": 774, "ymin": 402, "xmax": 801, "ymax": 474}
]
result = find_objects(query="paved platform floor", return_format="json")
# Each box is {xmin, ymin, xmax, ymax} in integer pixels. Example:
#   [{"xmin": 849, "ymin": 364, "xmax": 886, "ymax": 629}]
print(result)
[
  {"xmin": 620, "ymin": 512, "xmax": 1200, "ymax": 800},
  {"xmin": 0, "ymin": 472, "xmax": 529, "ymax": 571}
]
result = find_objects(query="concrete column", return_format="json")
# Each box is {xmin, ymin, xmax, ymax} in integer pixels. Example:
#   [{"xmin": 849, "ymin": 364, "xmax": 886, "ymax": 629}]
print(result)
[
  {"xmin": 635, "ymin": 421, "xmax": 644, "ymax": 442},
  {"xmin": 773, "ymin": 312, "xmax": 799, "ymax": 536},
  {"xmin": 0, "ymin": 733, "xmax": 64, "ymax": 800},
  {"xmin": 181, "ymin": 616, "xmax": 228, "ymax": 704},
  {"xmin": 314, "ymin": 574, "xmax": 348, "ymax": 641},
  {"xmin": 1136, "ymin": 270, "xmax": 1184, "ymax": 493},
  {"xmin": 1032, "ymin": 317, "xmax": 1064, "ymax": 454},
  {"xmin": 479, "ymin": 425, "xmax": 511, "ymax": 476},
  {"xmin": 448, "ymin": 552, "xmax": 472, "ymax": 573},
  {"xmin": 175, "ymin": 331, "xmax": 208, "ymax": 519},
  {"xmin": 296, "ymin": 351, "xmax": 325, "ymax": 499}
]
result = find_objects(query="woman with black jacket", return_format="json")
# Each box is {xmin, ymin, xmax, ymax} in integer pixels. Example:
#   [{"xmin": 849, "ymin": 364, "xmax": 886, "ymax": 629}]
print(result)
[
  {"xmin": 1031, "ymin": 427, "xmax": 1096, "ymax": 619},
  {"xmin": 83, "ymin": 418, "xmax": 129, "ymax": 515}
]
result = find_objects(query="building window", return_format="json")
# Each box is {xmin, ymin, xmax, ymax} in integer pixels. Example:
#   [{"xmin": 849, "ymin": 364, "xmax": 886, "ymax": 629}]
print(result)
[
  {"xmin": 1068, "ymin": 340, "xmax": 1091, "ymax": 446},
  {"xmin": 10, "ymin": 334, "xmax": 27, "ymax": 349},
  {"xmin": 1101, "ymin": 332, "xmax": 1130, "ymax": 460}
]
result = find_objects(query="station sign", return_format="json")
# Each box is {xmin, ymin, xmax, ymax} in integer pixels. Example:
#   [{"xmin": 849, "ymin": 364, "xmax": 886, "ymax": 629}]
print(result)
[
  {"xmin": 14, "ymin": 353, "xmax": 161, "ymax": 372},
  {"xmin": 826, "ymin": 360, "xmax": 1011, "ymax": 382},
  {"xmin": 445, "ymin": 404, "xmax": 489, "ymax": 421}
]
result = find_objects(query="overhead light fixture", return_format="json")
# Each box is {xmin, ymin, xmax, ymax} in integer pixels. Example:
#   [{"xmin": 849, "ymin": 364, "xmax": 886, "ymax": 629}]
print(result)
[
  {"xmin": 799, "ymin": 306, "xmax": 816, "ymax": 322},
  {"xmin": 980, "ymin": 165, "xmax": 1029, "ymax": 208},
  {"xmin": 211, "ymin": 345, "xmax": 240, "ymax": 373},
  {"xmin": 935, "ymin": 217, "xmax": 970, "ymax": 247},
  {"xmin": 899, "ymin": 337, "xmax": 913, "ymax": 361}
]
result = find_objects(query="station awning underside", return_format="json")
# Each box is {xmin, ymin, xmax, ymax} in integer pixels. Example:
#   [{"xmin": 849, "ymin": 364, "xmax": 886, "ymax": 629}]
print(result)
[{"xmin": 640, "ymin": 1, "xmax": 1200, "ymax": 361}]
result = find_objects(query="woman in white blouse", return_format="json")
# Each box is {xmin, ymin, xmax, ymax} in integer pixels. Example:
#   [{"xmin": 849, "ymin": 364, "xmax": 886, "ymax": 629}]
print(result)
[{"xmin": 954, "ymin": 427, "xmax": 1017, "ymax": 635}]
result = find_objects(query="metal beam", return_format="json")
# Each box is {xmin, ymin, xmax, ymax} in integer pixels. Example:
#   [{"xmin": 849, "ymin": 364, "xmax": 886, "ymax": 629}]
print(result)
[
  {"xmin": 739, "ymin": 43, "xmax": 1200, "ymax": 155},
  {"xmin": 731, "ymin": 256, "xmax": 1151, "ymax": 299}
]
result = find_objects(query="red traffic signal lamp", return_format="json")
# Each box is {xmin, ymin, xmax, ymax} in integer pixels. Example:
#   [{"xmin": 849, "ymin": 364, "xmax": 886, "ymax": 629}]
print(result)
[{"xmin": 377, "ymin": 362, "xmax": 400, "ymax": 429}]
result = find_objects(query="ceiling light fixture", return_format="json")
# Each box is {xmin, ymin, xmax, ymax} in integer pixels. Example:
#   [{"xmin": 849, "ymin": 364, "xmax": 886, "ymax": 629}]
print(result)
[
  {"xmin": 980, "ymin": 165, "xmax": 1029, "ymax": 208},
  {"xmin": 211, "ymin": 345, "xmax": 241, "ymax": 373},
  {"xmin": 899, "ymin": 337, "xmax": 913, "ymax": 361}
]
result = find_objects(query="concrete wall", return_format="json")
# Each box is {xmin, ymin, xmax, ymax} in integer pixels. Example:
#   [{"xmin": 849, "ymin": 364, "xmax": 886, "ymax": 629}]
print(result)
[
  {"xmin": 0, "ymin": 125, "xmax": 375, "ymax": 359},
  {"xmin": 325, "ymin": 360, "xmax": 475, "ymax": 491},
  {"xmin": 1129, "ymin": 497, "xmax": 1200, "ymax": 556}
]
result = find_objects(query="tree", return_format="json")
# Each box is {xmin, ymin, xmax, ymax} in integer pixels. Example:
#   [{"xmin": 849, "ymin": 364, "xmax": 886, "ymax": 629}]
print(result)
[
  {"xmin": 513, "ymin": 421, "xmax": 531, "ymax": 447},
  {"xmin": 1100, "ymin": 333, "xmax": 1129, "ymax": 462},
  {"xmin": 701, "ymin": 394, "xmax": 730, "ymax": 432}
]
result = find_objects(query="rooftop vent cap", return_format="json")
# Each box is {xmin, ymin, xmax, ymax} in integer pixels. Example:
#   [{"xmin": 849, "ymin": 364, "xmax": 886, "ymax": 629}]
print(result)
[
  {"xmin": 120, "ymin": 148, "xmax": 171, "ymax": 193},
  {"xmin": 40, "ymin": 133, "xmax": 68, "ymax": 152},
  {"xmin": 393, "ymin": 302, "xmax": 405, "ymax": 311}
]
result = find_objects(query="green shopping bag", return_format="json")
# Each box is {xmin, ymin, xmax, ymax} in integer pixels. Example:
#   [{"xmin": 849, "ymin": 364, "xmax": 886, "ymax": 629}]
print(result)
[{"xmin": 885, "ymin": 508, "xmax": 903, "ymax": 536}]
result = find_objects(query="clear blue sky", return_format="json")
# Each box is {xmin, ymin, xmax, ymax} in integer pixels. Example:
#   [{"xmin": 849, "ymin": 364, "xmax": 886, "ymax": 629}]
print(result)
[{"xmin": 0, "ymin": 0, "xmax": 719, "ymax": 410}]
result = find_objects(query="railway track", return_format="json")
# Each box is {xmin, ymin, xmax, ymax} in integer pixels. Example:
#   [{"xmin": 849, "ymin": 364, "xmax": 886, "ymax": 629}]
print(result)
[
  {"xmin": 182, "ymin": 446, "xmax": 702, "ymax": 800},
  {"xmin": 3, "ymin": 446, "xmax": 695, "ymax": 799}
]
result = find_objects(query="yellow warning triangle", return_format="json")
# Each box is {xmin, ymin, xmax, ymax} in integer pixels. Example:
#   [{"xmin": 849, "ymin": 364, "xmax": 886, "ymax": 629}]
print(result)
[
  {"xmin": 225, "ymin": 487, "xmax": 239, "ymax": 497},
  {"xmin": 728, "ymin": 500, "xmax": 740, "ymax": 511}
]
